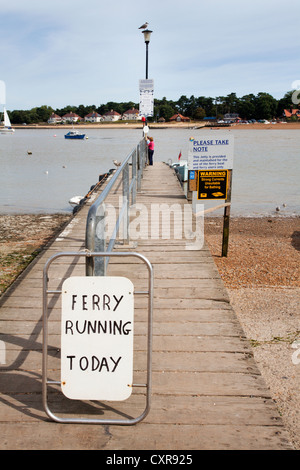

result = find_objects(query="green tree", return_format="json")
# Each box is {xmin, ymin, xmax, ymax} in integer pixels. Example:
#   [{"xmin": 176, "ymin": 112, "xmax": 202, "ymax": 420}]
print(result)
[
  {"xmin": 10, "ymin": 110, "xmax": 28, "ymax": 124},
  {"xmin": 277, "ymin": 91, "xmax": 295, "ymax": 117},
  {"xmin": 154, "ymin": 97, "xmax": 176, "ymax": 121},
  {"xmin": 255, "ymin": 92, "xmax": 277, "ymax": 120},
  {"xmin": 36, "ymin": 105, "xmax": 53, "ymax": 122},
  {"xmin": 176, "ymin": 95, "xmax": 189, "ymax": 114},
  {"xmin": 224, "ymin": 93, "xmax": 239, "ymax": 114},
  {"xmin": 185, "ymin": 95, "xmax": 197, "ymax": 118},
  {"xmin": 196, "ymin": 96, "xmax": 215, "ymax": 117},
  {"xmin": 156, "ymin": 103, "xmax": 175, "ymax": 120},
  {"xmin": 194, "ymin": 107, "xmax": 206, "ymax": 120},
  {"xmin": 238, "ymin": 94, "xmax": 256, "ymax": 119},
  {"xmin": 55, "ymin": 105, "xmax": 77, "ymax": 117},
  {"xmin": 76, "ymin": 104, "xmax": 89, "ymax": 118}
]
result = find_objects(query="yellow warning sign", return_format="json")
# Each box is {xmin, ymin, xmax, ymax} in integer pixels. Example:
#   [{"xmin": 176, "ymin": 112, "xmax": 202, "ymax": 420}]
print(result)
[{"xmin": 197, "ymin": 170, "xmax": 228, "ymax": 200}]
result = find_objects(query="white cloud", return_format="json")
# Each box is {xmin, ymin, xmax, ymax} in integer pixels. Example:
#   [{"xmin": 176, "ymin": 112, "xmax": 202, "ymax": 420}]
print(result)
[{"xmin": 1, "ymin": 0, "xmax": 299, "ymax": 109}]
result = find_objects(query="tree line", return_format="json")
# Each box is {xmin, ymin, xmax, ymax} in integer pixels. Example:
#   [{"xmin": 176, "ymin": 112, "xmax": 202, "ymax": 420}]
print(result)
[{"xmin": 7, "ymin": 90, "xmax": 298, "ymax": 124}]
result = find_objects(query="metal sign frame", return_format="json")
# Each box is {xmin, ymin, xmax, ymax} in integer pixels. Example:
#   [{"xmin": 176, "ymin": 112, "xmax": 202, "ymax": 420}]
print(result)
[{"xmin": 42, "ymin": 251, "xmax": 153, "ymax": 425}]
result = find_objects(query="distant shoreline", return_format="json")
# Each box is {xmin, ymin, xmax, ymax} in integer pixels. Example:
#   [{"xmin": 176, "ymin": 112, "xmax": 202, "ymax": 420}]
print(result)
[{"xmin": 12, "ymin": 122, "xmax": 300, "ymax": 130}]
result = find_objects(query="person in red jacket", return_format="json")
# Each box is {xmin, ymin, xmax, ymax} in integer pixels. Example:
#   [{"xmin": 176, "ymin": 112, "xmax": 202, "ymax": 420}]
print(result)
[{"xmin": 147, "ymin": 136, "xmax": 154, "ymax": 165}]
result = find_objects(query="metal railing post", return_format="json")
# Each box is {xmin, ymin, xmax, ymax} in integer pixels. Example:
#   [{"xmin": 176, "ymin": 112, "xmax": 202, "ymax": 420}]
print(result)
[
  {"xmin": 142, "ymin": 138, "xmax": 147, "ymax": 169},
  {"xmin": 94, "ymin": 205, "xmax": 106, "ymax": 275},
  {"xmin": 137, "ymin": 144, "xmax": 142, "ymax": 192},
  {"xmin": 132, "ymin": 148, "xmax": 137, "ymax": 205},
  {"xmin": 144, "ymin": 142, "xmax": 148, "ymax": 168},
  {"xmin": 85, "ymin": 209, "xmax": 96, "ymax": 276},
  {"xmin": 122, "ymin": 163, "xmax": 130, "ymax": 244},
  {"xmin": 85, "ymin": 204, "xmax": 106, "ymax": 276}
]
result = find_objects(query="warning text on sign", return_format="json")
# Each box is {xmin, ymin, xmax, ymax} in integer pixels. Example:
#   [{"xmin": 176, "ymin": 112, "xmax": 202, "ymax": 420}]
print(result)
[{"xmin": 197, "ymin": 170, "xmax": 228, "ymax": 200}]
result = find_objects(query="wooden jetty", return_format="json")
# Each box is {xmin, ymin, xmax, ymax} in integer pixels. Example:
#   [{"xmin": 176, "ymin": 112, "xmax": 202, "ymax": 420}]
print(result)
[{"xmin": 0, "ymin": 162, "xmax": 292, "ymax": 449}]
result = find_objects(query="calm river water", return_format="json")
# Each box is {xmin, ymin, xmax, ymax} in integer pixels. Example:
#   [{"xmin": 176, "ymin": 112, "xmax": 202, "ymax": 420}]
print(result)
[{"xmin": 0, "ymin": 127, "xmax": 299, "ymax": 217}]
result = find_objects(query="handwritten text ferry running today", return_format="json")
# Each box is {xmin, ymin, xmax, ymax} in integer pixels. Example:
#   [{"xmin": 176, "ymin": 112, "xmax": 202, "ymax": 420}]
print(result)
[{"xmin": 61, "ymin": 276, "xmax": 134, "ymax": 401}]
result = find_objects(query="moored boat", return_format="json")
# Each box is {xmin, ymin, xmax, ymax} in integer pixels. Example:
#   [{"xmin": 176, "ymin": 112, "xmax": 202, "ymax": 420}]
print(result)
[{"xmin": 64, "ymin": 130, "xmax": 85, "ymax": 139}]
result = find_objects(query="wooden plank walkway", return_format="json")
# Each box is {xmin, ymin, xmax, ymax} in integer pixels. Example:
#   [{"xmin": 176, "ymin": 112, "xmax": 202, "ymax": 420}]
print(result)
[{"xmin": 0, "ymin": 162, "xmax": 292, "ymax": 450}]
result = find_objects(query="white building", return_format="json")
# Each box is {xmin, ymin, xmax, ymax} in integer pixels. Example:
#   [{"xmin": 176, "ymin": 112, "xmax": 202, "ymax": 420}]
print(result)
[
  {"xmin": 103, "ymin": 110, "xmax": 121, "ymax": 121},
  {"xmin": 62, "ymin": 112, "xmax": 82, "ymax": 123},
  {"xmin": 48, "ymin": 113, "xmax": 62, "ymax": 124},
  {"xmin": 122, "ymin": 108, "xmax": 141, "ymax": 120},
  {"xmin": 84, "ymin": 111, "xmax": 103, "ymax": 123}
]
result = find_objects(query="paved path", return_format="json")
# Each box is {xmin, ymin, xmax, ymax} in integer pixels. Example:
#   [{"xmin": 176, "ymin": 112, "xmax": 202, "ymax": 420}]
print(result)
[{"xmin": 0, "ymin": 162, "xmax": 292, "ymax": 449}]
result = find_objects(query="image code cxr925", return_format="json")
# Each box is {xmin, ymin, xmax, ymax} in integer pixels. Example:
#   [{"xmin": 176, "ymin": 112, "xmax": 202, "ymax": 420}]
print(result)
[{"xmin": 149, "ymin": 454, "xmax": 193, "ymax": 465}]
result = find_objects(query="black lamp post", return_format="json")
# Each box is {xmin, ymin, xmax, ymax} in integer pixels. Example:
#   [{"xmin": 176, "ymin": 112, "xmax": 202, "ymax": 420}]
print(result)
[{"xmin": 142, "ymin": 29, "xmax": 152, "ymax": 79}]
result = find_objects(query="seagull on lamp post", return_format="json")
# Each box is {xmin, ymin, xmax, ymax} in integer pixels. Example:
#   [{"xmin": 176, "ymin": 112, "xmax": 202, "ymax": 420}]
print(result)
[{"xmin": 139, "ymin": 22, "xmax": 148, "ymax": 30}]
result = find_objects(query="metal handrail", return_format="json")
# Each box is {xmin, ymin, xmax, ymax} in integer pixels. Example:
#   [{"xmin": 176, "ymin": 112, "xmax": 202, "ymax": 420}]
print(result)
[{"xmin": 85, "ymin": 138, "xmax": 147, "ymax": 275}]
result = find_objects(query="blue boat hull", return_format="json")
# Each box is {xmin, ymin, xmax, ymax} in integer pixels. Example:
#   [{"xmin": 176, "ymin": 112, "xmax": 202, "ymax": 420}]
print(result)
[{"xmin": 65, "ymin": 134, "xmax": 85, "ymax": 139}]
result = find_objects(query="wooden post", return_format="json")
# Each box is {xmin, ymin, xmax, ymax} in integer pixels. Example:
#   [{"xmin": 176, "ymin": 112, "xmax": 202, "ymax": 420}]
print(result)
[{"xmin": 222, "ymin": 170, "xmax": 232, "ymax": 257}]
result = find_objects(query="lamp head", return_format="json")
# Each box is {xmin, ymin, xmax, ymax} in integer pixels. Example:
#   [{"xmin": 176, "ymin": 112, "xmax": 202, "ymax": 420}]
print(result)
[{"xmin": 142, "ymin": 29, "xmax": 153, "ymax": 43}]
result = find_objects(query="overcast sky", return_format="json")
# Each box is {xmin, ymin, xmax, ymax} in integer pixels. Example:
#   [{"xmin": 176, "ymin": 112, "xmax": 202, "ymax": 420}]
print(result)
[{"xmin": 0, "ymin": 0, "xmax": 299, "ymax": 110}]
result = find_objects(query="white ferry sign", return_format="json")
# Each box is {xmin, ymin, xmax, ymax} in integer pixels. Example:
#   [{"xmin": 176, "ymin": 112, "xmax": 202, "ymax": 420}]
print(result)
[{"xmin": 61, "ymin": 276, "xmax": 134, "ymax": 401}]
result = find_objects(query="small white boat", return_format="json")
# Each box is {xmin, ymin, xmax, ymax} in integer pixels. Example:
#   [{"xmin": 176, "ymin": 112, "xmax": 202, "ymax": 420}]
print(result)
[
  {"xmin": 1, "ymin": 107, "xmax": 15, "ymax": 134},
  {"xmin": 69, "ymin": 196, "xmax": 84, "ymax": 207}
]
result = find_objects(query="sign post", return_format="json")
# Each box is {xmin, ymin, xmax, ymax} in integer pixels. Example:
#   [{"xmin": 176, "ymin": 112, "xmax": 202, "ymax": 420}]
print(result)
[
  {"xmin": 187, "ymin": 135, "xmax": 234, "ymax": 256},
  {"xmin": 222, "ymin": 169, "xmax": 232, "ymax": 257}
]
